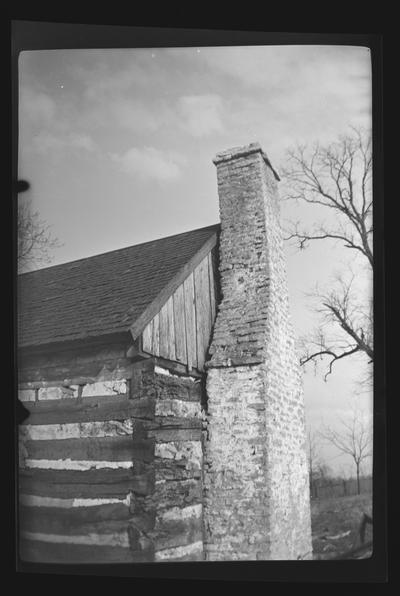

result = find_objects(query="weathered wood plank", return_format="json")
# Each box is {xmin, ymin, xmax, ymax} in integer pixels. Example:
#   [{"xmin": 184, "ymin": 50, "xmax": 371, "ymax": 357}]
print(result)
[
  {"xmin": 24, "ymin": 437, "xmax": 155, "ymax": 463},
  {"xmin": 19, "ymin": 518, "xmax": 148, "ymax": 551},
  {"xmin": 208, "ymin": 251, "xmax": 216, "ymax": 324},
  {"xmin": 158, "ymin": 302, "xmax": 169, "ymax": 360},
  {"xmin": 194, "ymin": 257, "xmax": 211, "ymax": 371},
  {"xmin": 166, "ymin": 296, "xmax": 176, "ymax": 362},
  {"xmin": 19, "ymin": 517, "xmax": 130, "ymax": 537},
  {"xmin": 173, "ymin": 285, "xmax": 187, "ymax": 364},
  {"xmin": 18, "ymin": 350, "xmax": 134, "ymax": 386},
  {"xmin": 19, "ymin": 466, "xmax": 150, "ymax": 487},
  {"xmin": 158, "ymin": 297, "xmax": 177, "ymax": 363},
  {"xmin": 19, "ymin": 539, "xmax": 153, "ymax": 564},
  {"xmin": 19, "ymin": 472, "xmax": 153, "ymax": 499},
  {"xmin": 149, "ymin": 428, "xmax": 202, "ymax": 442},
  {"xmin": 129, "ymin": 230, "xmax": 218, "ymax": 341},
  {"xmin": 152, "ymin": 313, "xmax": 160, "ymax": 357},
  {"xmin": 183, "ymin": 273, "xmax": 196, "ymax": 371},
  {"xmin": 20, "ymin": 395, "xmax": 155, "ymax": 425},
  {"xmin": 19, "ymin": 503, "xmax": 131, "ymax": 529},
  {"xmin": 142, "ymin": 319, "xmax": 153, "ymax": 354},
  {"xmin": 147, "ymin": 416, "xmax": 203, "ymax": 430}
]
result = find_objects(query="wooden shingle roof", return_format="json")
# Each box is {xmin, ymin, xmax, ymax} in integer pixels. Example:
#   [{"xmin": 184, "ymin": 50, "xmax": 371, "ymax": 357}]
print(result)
[{"xmin": 18, "ymin": 224, "xmax": 219, "ymax": 349}]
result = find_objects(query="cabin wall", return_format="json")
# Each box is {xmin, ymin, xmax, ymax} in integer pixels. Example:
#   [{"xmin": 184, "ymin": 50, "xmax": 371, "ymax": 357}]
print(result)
[
  {"xmin": 141, "ymin": 250, "xmax": 218, "ymax": 372},
  {"xmin": 135, "ymin": 361, "xmax": 205, "ymax": 562},
  {"xmin": 18, "ymin": 344, "xmax": 205, "ymax": 564}
]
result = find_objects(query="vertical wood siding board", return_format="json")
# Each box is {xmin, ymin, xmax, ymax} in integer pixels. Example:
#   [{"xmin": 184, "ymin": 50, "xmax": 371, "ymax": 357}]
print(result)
[
  {"xmin": 173, "ymin": 285, "xmax": 187, "ymax": 365},
  {"xmin": 167, "ymin": 296, "xmax": 176, "ymax": 362},
  {"xmin": 152, "ymin": 313, "xmax": 160, "ymax": 357},
  {"xmin": 159, "ymin": 303, "xmax": 169, "ymax": 359},
  {"xmin": 142, "ymin": 320, "xmax": 153, "ymax": 354},
  {"xmin": 194, "ymin": 257, "xmax": 211, "ymax": 371},
  {"xmin": 208, "ymin": 251, "xmax": 216, "ymax": 324},
  {"xmin": 204, "ymin": 256, "xmax": 212, "ymax": 346},
  {"xmin": 193, "ymin": 265, "xmax": 203, "ymax": 371},
  {"xmin": 182, "ymin": 277, "xmax": 190, "ymax": 370},
  {"xmin": 184, "ymin": 273, "xmax": 197, "ymax": 370}
]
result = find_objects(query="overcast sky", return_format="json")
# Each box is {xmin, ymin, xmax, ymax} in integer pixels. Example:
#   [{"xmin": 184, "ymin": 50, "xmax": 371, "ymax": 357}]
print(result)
[{"xmin": 18, "ymin": 44, "xmax": 373, "ymax": 475}]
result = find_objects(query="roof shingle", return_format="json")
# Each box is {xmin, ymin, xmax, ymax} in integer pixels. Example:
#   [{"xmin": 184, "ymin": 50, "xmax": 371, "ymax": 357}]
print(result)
[{"xmin": 18, "ymin": 224, "xmax": 219, "ymax": 349}]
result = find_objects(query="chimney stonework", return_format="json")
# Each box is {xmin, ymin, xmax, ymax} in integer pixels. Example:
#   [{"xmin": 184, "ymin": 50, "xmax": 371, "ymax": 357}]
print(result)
[{"xmin": 203, "ymin": 143, "xmax": 312, "ymax": 560}]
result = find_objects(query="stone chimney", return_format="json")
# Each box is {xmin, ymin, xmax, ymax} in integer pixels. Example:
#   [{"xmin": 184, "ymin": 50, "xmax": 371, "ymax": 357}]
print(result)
[{"xmin": 203, "ymin": 143, "xmax": 312, "ymax": 560}]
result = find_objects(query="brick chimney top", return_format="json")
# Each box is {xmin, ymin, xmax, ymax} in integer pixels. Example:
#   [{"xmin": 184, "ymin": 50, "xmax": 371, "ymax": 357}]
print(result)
[{"xmin": 212, "ymin": 142, "xmax": 280, "ymax": 181}]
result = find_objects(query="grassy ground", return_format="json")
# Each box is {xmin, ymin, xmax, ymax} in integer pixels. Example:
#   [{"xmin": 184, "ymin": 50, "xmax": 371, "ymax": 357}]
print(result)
[{"xmin": 311, "ymin": 493, "xmax": 373, "ymax": 559}]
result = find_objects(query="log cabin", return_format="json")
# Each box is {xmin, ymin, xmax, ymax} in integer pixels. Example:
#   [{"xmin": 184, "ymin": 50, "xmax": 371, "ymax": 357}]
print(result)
[{"xmin": 17, "ymin": 143, "xmax": 312, "ymax": 564}]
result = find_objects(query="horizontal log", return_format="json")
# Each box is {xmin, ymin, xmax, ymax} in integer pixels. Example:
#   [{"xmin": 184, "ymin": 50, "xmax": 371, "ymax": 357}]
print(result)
[
  {"xmin": 20, "ymin": 395, "xmax": 155, "ymax": 425},
  {"xmin": 19, "ymin": 502, "xmax": 131, "ymax": 529},
  {"xmin": 149, "ymin": 428, "xmax": 202, "ymax": 442},
  {"xmin": 19, "ymin": 472, "xmax": 153, "ymax": 498},
  {"xmin": 19, "ymin": 519, "xmax": 145, "ymax": 548},
  {"xmin": 24, "ymin": 436, "xmax": 154, "ymax": 463},
  {"xmin": 18, "ymin": 361, "xmax": 134, "ymax": 386},
  {"xmin": 18, "ymin": 341, "xmax": 133, "ymax": 382},
  {"xmin": 20, "ymin": 528, "xmax": 130, "ymax": 548},
  {"xmin": 19, "ymin": 465, "xmax": 149, "ymax": 486},
  {"xmin": 19, "ymin": 369, "xmax": 132, "ymax": 390},
  {"xmin": 147, "ymin": 416, "xmax": 203, "ymax": 430},
  {"xmin": 19, "ymin": 539, "xmax": 153, "ymax": 564}
]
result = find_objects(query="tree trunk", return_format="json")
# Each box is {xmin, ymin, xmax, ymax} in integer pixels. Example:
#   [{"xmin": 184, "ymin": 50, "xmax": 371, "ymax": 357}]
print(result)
[{"xmin": 356, "ymin": 463, "xmax": 360, "ymax": 495}]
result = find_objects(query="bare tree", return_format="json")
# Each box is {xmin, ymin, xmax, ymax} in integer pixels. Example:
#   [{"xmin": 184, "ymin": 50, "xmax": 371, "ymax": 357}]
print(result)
[
  {"xmin": 281, "ymin": 127, "xmax": 373, "ymax": 379},
  {"xmin": 306, "ymin": 428, "xmax": 334, "ymax": 498},
  {"xmin": 307, "ymin": 428, "xmax": 321, "ymax": 497},
  {"xmin": 319, "ymin": 406, "xmax": 372, "ymax": 495},
  {"xmin": 18, "ymin": 194, "xmax": 61, "ymax": 273}
]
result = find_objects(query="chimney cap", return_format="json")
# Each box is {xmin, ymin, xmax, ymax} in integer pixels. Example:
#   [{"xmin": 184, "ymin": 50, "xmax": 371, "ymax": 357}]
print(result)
[{"xmin": 213, "ymin": 142, "xmax": 280, "ymax": 181}]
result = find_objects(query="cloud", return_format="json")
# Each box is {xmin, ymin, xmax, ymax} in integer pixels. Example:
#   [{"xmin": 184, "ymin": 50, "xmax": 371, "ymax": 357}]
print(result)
[
  {"xmin": 111, "ymin": 147, "xmax": 185, "ymax": 182},
  {"xmin": 19, "ymin": 88, "xmax": 56, "ymax": 126},
  {"xmin": 20, "ymin": 86, "xmax": 98, "ymax": 156},
  {"xmin": 70, "ymin": 52, "xmax": 171, "ymax": 102},
  {"xmin": 90, "ymin": 98, "xmax": 174, "ymax": 134},
  {"xmin": 177, "ymin": 94, "xmax": 224, "ymax": 137},
  {"xmin": 30, "ymin": 130, "xmax": 97, "ymax": 155}
]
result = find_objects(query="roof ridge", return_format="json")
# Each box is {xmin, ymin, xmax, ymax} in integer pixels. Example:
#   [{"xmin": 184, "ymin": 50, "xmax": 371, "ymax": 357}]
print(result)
[{"xmin": 19, "ymin": 223, "xmax": 220, "ymax": 277}]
